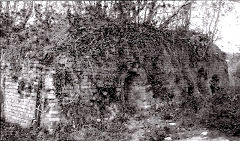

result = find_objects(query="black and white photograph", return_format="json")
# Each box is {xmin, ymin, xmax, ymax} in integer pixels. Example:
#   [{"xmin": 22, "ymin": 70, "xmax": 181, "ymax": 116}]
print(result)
[{"xmin": 0, "ymin": 1, "xmax": 240, "ymax": 140}]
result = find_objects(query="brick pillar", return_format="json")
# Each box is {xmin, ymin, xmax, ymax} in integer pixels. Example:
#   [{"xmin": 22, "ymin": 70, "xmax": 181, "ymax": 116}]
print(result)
[{"xmin": 42, "ymin": 70, "xmax": 61, "ymax": 134}]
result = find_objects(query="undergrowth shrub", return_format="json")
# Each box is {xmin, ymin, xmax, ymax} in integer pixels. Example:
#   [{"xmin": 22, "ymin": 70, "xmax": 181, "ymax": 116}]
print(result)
[
  {"xmin": 173, "ymin": 84, "xmax": 240, "ymax": 136},
  {"xmin": 199, "ymin": 86, "xmax": 240, "ymax": 136},
  {"xmin": 0, "ymin": 121, "xmax": 37, "ymax": 141},
  {"xmin": 53, "ymin": 113, "xmax": 129, "ymax": 141}
]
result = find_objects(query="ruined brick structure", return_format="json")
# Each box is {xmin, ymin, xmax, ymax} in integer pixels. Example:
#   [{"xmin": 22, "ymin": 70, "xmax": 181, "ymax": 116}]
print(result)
[
  {"xmin": 0, "ymin": 58, "xmax": 60, "ymax": 133},
  {"xmin": 1, "ymin": 60, "xmax": 40, "ymax": 128},
  {"xmin": 0, "ymin": 40, "xmax": 230, "ymax": 133}
]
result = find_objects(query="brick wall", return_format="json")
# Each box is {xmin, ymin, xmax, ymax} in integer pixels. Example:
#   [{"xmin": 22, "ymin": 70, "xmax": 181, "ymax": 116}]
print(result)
[
  {"xmin": 40, "ymin": 71, "xmax": 61, "ymax": 133},
  {"xmin": 0, "ymin": 59, "xmax": 61, "ymax": 132},
  {"xmin": 207, "ymin": 60, "xmax": 229, "ymax": 87},
  {"xmin": 1, "ymin": 61, "xmax": 39, "ymax": 127},
  {"xmin": 233, "ymin": 62, "xmax": 240, "ymax": 87},
  {"xmin": 0, "ymin": 45, "xmax": 229, "ymax": 132}
]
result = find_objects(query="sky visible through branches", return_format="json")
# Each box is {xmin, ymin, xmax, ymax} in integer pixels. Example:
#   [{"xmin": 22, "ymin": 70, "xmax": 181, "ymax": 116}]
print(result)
[
  {"xmin": 1, "ymin": 1, "xmax": 240, "ymax": 53},
  {"xmin": 190, "ymin": 1, "xmax": 240, "ymax": 53}
]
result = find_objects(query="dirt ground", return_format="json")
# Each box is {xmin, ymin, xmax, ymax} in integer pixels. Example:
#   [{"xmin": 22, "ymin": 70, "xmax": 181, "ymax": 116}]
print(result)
[
  {"xmin": 1, "ymin": 114, "xmax": 240, "ymax": 141},
  {"xmin": 124, "ymin": 115, "xmax": 240, "ymax": 141}
]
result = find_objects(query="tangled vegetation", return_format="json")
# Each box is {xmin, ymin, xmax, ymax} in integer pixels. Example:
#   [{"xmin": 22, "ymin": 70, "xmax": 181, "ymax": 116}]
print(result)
[{"xmin": 0, "ymin": 1, "xmax": 239, "ymax": 140}]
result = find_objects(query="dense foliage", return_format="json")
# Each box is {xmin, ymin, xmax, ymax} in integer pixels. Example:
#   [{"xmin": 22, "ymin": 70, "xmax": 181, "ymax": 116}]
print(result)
[
  {"xmin": 200, "ymin": 86, "xmax": 240, "ymax": 136},
  {"xmin": 0, "ymin": 120, "xmax": 37, "ymax": 141},
  {"xmin": 0, "ymin": 1, "xmax": 239, "ymax": 140}
]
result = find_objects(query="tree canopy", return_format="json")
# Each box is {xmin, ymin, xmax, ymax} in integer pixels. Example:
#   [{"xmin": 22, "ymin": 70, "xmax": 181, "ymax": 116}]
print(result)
[{"xmin": 0, "ymin": 1, "xmax": 235, "ymax": 62}]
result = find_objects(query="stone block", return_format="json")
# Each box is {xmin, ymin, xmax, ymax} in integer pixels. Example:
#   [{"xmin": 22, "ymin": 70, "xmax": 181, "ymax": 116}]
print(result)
[
  {"xmin": 16, "ymin": 113, "xmax": 21, "ymax": 118},
  {"xmin": 28, "ymin": 114, "xmax": 34, "ymax": 119},
  {"xmin": 19, "ymin": 118, "xmax": 27, "ymax": 125},
  {"xmin": 5, "ymin": 112, "xmax": 10, "ymax": 117},
  {"xmin": 4, "ymin": 99, "xmax": 10, "ymax": 104},
  {"xmin": 5, "ymin": 81, "xmax": 13, "ymax": 85},
  {"xmin": 45, "ymin": 113, "xmax": 52, "ymax": 118},
  {"xmin": 49, "ymin": 110, "xmax": 59, "ymax": 115},
  {"xmin": 29, "ymin": 100, "xmax": 36, "ymax": 105},
  {"xmin": 49, "ymin": 117, "xmax": 60, "ymax": 122},
  {"xmin": 18, "ymin": 107, "xmax": 24, "ymax": 113},
  {"xmin": 47, "ymin": 94, "xmax": 56, "ymax": 99},
  {"xmin": 7, "ymin": 84, "xmax": 18, "ymax": 89},
  {"xmin": 20, "ymin": 121, "xmax": 29, "ymax": 128},
  {"xmin": 12, "ymin": 115, "xmax": 18, "ymax": 121},
  {"xmin": 81, "ymin": 85, "xmax": 90, "ymax": 89},
  {"xmin": 24, "ymin": 106, "xmax": 30, "ymax": 111},
  {"xmin": 11, "ymin": 106, "xmax": 17, "ymax": 111},
  {"xmin": 5, "ymin": 89, "xmax": 17, "ymax": 94},
  {"xmin": 26, "ymin": 114, "xmax": 33, "ymax": 120},
  {"xmin": 6, "ymin": 109, "xmax": 13, "ymax": 114},
  {"xmin": 22, "ymin": 101, "xmax": 28, "ymax": 106},
  {"xmin": 19, "ymin": 107, "xmax": 26, "ymax": 112},
  {"xmin": 6, "ymin": 116, "xmax": 12, "ymax": 122},
  {"xmin": 29, "ymin": 110, "xmax": 35, "ymax": 116}
]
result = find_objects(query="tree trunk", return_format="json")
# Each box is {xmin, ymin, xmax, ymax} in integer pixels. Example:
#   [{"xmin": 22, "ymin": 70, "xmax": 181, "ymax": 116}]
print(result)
[{"xmin": 146, "ymin": 0, "xmax": 157, "ymax": 23}]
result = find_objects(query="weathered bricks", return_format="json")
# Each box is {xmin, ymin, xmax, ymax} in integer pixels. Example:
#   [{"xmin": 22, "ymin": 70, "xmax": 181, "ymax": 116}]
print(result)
[{"xmin": 1, "ymin": 60, "xmax": 39, "ymax": 129}]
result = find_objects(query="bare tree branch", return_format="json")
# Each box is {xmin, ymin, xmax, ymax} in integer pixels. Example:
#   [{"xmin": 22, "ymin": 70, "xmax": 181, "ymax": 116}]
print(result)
[
  {"xmin": 146, "ymin": 0, "xmax": 157, "ymax": 23},
  {"xmin": 22, "ymin": 1, "xmax": 33, "ymax": 28},
  {"xmin": 159, "ymin": 1, "xmax": 192, "ymax": 28},
  {"xmin": 211, "ymin": 0, "xmax": 222, "ymax": 41}
]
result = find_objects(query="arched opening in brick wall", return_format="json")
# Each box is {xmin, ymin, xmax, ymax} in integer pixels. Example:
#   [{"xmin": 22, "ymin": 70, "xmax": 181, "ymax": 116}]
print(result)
[{"xmin": 122, "ymin": 62, "xmax": 154, "ymax": 115}]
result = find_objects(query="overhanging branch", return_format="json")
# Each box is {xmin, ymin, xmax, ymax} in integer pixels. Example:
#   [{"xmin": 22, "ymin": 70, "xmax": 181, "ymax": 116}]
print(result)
[{"xmin": 159, "ymin": 1, "xmax": 192, "ymax": 28}]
